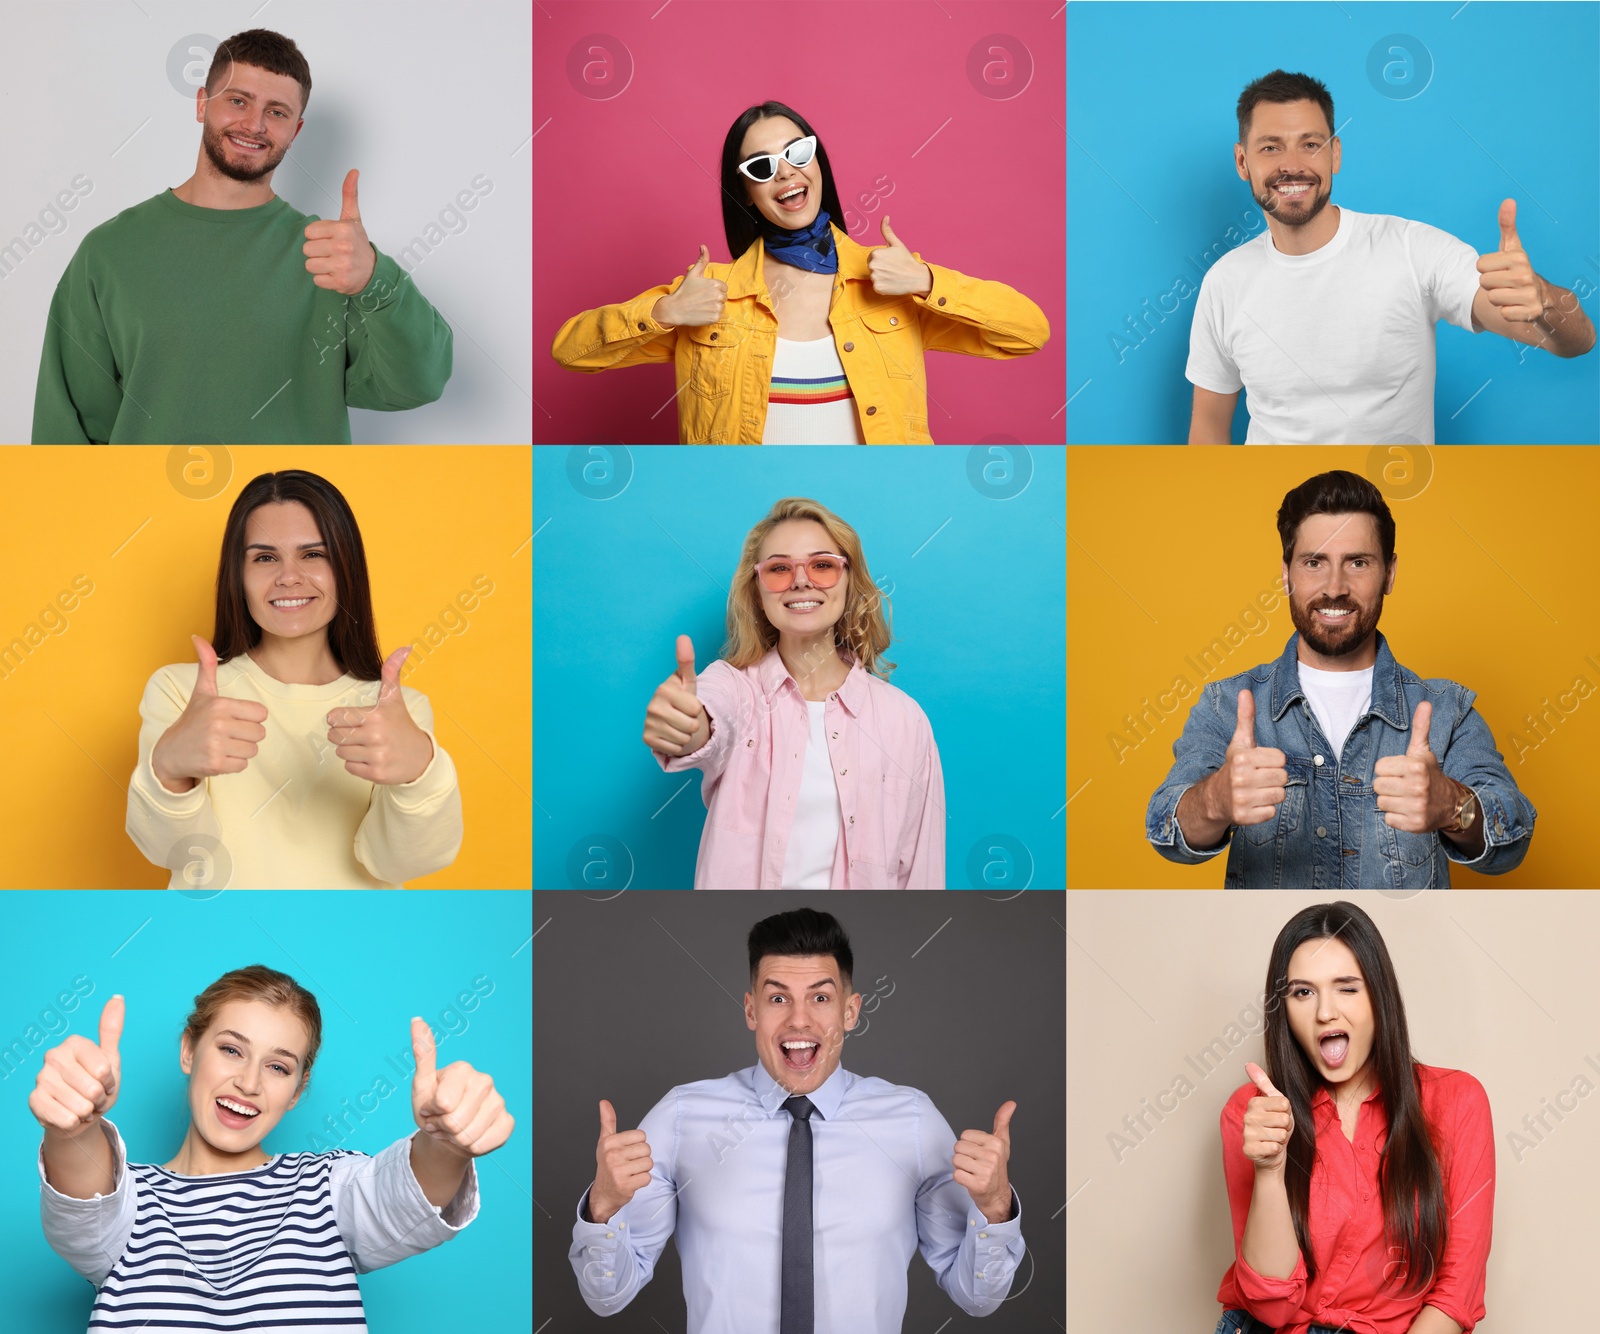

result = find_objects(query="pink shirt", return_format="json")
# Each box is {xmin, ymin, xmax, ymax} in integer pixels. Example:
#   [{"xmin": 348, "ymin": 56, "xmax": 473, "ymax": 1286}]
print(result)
[{"xmin": 657, "ymin": 648, "xmax": 945, "ymax": 888}]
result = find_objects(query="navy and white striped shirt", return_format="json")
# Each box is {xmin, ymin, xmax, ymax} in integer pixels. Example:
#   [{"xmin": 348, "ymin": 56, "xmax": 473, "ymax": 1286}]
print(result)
[{"xmin": 40, "ymin": 1120, "xmax": 477, "ymax": 1331}]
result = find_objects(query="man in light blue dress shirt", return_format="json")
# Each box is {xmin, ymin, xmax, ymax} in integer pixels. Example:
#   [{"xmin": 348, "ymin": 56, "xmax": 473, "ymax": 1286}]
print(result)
[{"xmin": 568, "ymin": 908, "xmax": 1026, "ymax": 1332}]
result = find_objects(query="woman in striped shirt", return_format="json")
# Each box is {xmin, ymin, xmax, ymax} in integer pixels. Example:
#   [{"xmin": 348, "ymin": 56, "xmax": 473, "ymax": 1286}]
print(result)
[{"xmin": 33, "ymin": 965, "xmax": 514, "ymax": 1331}]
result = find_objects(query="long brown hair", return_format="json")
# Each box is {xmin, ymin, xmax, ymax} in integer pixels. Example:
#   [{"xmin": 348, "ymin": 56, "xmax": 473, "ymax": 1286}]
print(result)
[
  {"xmin": 1262, "ymin": 900, "xmax": 1446, "ymax": 1294},
  {"xmin": 723, "ymin": 497, "xmax": 894, "ymax": 679},
  {"xmin": 211, "ymin": 471, "xmax": 384, "ymax": 681},
  {"xmin": 183, "ymin": 964, "xmax": 323, "ymax": 1089}
]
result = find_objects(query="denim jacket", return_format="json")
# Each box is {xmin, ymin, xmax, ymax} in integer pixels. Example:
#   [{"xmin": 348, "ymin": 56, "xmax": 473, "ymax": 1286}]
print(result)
[{"xmin": 1146, "ymin": 633, "xmax": 1536, "ymax": 888}]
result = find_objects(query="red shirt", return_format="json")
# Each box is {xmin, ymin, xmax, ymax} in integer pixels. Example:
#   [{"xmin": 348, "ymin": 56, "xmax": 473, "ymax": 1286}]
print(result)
[{"xmin": 1217, "ymin": 1063, "xmax": 1493, "ymax": 1334}]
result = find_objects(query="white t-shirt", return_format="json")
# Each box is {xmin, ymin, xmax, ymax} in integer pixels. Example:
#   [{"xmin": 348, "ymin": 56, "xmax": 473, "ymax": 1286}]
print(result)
[
  {"xmin": 1186, "ymin": 208, "xmax": 1481, "ymax": 444},
  {"xmin": 762, "ymin": 336, "xmax": 866, "ymax": 444},
  {"xmin": 779, "ymin": 701, "xmax": 842, "ymax": 888},
  {"xmin": 1298, "ymin": 661, "xmax": 1375, "ymax": 761}
]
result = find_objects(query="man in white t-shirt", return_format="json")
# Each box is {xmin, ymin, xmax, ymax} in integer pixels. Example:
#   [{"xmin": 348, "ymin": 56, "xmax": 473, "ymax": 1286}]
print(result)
[{"xmin": 1186, "ymin": 69, "xmax": 1596, "ymax": 445}]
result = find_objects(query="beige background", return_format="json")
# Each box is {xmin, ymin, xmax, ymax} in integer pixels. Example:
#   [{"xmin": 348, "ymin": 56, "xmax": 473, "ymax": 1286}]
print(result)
[{"xmin": 1067, "ymin": 892, "xmax": 1600, "ymax": 1330}]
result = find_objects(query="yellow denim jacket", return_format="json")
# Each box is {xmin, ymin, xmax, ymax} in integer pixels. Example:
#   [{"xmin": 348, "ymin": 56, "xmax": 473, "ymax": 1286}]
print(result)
[{"xmin": 550, "ymin": 224, "xmax": 1050, "ymax": 443}]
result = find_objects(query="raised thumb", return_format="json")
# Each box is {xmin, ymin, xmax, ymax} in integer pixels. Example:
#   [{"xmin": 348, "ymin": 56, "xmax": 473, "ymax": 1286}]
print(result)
[
  {"xmin": 1245, "ymin": 1060, "xmax": 1280, "ymax": 1099},
  {"xmin": 98, "ymin": 994, "xmax": 125, "ymax": 1057},
  {"xmin": 340, "ymin": 168, "xmax": 362, "ymax": 222},
  {"xmin": 675, "ymin": 633, "xmax": 697, "ymax": 692},
  {"xmin": 599, "ymin": 1098, "xmax": 618, "ymax": 1138},
  {"xmin": 192, "ymin": 635, "xmax": 219, "ymax": 697},
  {"xmin": 379, "ymin": 646, "xmax": 411, "ymax": 704},
  {"xmin": 880, "ymin": 214, "xmax": 899, "ymax": 246},
  {"xmin": 1407, "ymin": 700, "xmax": 1434, "ymax": 756},
  {"xmin": 691, "ymin": 243, "xmax": 709, "ymax": 273},
  {"xmin": 1498, "ymin": 198, "xmax": 1521, "ymax": 253},
  {"xmin": 410, "ymin": 1016, "xmax": 437, "ymax": 1083},
  {"xmin": 1233, "ymin": 688, "xmax": 1256, "ymax": 749}
]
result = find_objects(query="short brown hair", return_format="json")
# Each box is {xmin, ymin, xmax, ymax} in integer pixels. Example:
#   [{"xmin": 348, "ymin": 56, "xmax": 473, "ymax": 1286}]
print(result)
[
  {"xmin": 1237, "ymin": 68, "xmax": 1334, "ymax": 146},
  {"xmin": 1276, "ymin": 470, "xmax": 1396, "ymax": 567},
  {"xmin": 206, "ymin": 29, "xmax": 313, "ymax": 116},
  {"xmin": 182, "ymin": 965, "xmax": 323, "ymax": 1087}
]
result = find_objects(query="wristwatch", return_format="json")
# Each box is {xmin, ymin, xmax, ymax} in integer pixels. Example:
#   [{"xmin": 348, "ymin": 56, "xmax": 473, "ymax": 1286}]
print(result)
[{"xmin": 1442, "ymin": 782, "xmax": 1479, "ymax": 835}]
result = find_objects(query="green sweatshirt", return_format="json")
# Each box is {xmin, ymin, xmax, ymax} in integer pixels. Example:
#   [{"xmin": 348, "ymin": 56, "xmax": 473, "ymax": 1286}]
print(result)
[{"xmin": 31, "ymin": 189, "xmax": 452, "ymax": 443}]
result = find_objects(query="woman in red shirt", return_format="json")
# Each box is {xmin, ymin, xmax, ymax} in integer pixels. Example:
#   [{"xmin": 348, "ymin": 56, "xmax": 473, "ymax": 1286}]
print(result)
[{"xmin": 1215, "ymin": 900, "xmax": 1493, "ymax": 1334}]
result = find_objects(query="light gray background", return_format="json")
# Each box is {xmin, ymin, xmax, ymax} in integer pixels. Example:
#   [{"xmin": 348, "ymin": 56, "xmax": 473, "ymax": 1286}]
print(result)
[
  {"xmin": 0, "ymin": 0, "xmax": 531, "ymax": 443},
  {"xmin": 533, "ymin": 889, "xmax": 1067, "ymax": 1331}
]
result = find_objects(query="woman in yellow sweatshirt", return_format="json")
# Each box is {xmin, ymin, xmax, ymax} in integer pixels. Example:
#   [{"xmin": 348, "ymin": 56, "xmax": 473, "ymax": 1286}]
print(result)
[
  {"xmin": 551, "ymin": 100, "xmax": 1050, "ymax": 444},
  {"xmin": 125, "ymin": 470, "xmax": 463, "ymax": 888}
]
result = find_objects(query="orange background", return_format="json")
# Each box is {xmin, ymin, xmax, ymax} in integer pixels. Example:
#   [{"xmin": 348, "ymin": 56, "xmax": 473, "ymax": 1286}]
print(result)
[
  {"xmin": 0, "ymin": 447, "xmax": 530, "ymax": 888},
  {"xmin": 1068, "ymin": 446, "xmax": 1599, "ymax": 888}
]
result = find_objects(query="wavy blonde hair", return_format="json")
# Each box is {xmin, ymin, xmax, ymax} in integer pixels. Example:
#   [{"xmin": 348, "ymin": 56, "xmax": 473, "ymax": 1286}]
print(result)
[{"xmin": 723, "ymin": 497, "xmax": 895, "ymax": 679}]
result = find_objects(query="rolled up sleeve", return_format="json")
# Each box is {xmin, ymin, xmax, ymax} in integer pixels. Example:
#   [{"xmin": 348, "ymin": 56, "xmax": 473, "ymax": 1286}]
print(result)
[
  {"xmin": 1421, "ymin": 1075, "xmax": 1494, "ymax": 1330},
  {"xmin": 1438, "ymin": 696, "xmax": 1537, "ymax": 876},
  {"xmin": 1146, "ymin": 683, "xmax": 1235, "ymax": 864}
]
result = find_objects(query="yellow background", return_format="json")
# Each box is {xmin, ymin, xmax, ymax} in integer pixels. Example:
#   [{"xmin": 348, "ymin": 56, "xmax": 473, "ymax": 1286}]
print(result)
[
  {"xmin": 1069, "ymin": 446, "xmax": 1599, "ymax": 888},
  {"xmin": 0, "ymin": 447, "xmax": 530, "ymax": 888}
]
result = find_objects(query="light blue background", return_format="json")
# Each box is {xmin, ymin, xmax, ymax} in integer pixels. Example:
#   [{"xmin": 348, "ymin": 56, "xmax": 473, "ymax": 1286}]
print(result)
[
  {"xmin": 533, "ymin": 446, "xmax": 1066, "ymax": 890},
  {"xmin": 1067, "ymin": 1, "xmax": 1600, "ymax": 443},
  {"xmin": 0, "ymin": 891, "xmax": 532, "ymax": 1332}
]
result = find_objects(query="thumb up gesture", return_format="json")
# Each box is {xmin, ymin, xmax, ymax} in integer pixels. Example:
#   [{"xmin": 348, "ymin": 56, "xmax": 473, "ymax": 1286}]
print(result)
[
  {"xmin": 867, "ymin": 215, "xmax": 933, "ymax": 297},
  {"xmin": 1476, "ymin": 198, "xmax": 1546, "ymax": 323},
  {"xmin": 953, "ymin": 1100, "xmax": 1016, "ymax": 1222},
  {"xmin": 302, "ymin": 168, "xmax": 377, "ymax": 295},
  {"xmin": 325, "ymin": 647, "xmax": 434, "ymax": 785},
  {"xmin": 150, "ymin": 636, "xmax": 270, "ymax": 793},
  {"xmin": 642, "ymin": 634, "xmax": 710, "ymax": 758},
  {"xmin": 655, "ymin": 245, "xmax": 728, "ymax": 327},
  {"xmin": 1373, "ymin": 700, "xmax": 1457, "ymax": 833},
  {"xmin": 410, "ymin": 1017, "xmax": 515, "ymax": 1158},
  {"xmin": 30, "ymin": 995, "xmax": 124, "ymax": 1137},
  {"xmin": 1242, "ymin": 1062, "xmax": 1294, "ymax": 1172},
  {"xmin": 1220, "ymin": 689, "xmax": 1289, "ymax": 826}
]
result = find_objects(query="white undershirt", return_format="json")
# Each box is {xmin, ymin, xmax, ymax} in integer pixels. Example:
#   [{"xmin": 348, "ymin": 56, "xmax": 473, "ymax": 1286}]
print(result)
[
  {"xmin": 1297, "ymin": 662, "xmax": 1375, "ymax": 760},
  {"xmin": 761, "ymin": 336, "xmax": 865, "ymax": 445},
  {"xmin": 779, "ymin": 701, "xmax": 841, "ymax": 888}
]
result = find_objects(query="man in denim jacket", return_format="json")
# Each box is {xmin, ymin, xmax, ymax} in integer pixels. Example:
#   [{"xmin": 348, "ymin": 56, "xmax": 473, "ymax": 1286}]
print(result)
[{"xmin": 1147, "ymin": 470, "xmax": 1535, "ymax": 888}]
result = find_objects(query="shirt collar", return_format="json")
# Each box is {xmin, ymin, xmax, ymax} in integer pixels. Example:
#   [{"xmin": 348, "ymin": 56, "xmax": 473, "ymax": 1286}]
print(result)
[
  {"xmin": 755, "ymin": 645, "xmax": 868, "ymax": 717},
  {"xmin": 1310, "ymin": 1077, "xmax": 1384, "ymax": 1112},
  {"xmin": 1269, "ymin": 630, "xmax": 1408, "ymax": 730},
  {"xmin": 749, "ymin": 1060, "xmax": 850, "ymax": 1122}
]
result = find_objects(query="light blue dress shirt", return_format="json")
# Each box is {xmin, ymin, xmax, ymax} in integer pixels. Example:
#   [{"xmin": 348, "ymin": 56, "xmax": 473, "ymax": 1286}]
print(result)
[{"xmin": 568, "ymin": 1062, "xmax": 1025, "ymax": 1331}]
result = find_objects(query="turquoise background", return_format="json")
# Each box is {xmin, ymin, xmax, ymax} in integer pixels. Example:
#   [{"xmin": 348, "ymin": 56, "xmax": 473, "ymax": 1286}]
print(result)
[
  {"xmin": 0, "ymin": 890, "xmax": 531, "ymax": 1331},
  {"xmin": 1068, "ymin": 1, "xmax": 1600, "ymax": 443},
  {"xmin": 534, "ymin": 445, "xmax": 1067, "ymax": 890}
]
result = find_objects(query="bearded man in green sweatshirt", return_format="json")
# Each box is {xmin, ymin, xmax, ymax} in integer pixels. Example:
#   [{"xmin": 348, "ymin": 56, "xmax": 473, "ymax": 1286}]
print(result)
[{"xmin": 32, "ymin": 29, "xmax": 452, "ymax": 444}]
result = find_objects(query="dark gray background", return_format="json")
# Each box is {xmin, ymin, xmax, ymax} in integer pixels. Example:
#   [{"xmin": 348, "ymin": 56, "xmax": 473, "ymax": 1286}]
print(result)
[{"xmin": 533, "ymin": 890, "xmax": 1065, "ymax": 1332}]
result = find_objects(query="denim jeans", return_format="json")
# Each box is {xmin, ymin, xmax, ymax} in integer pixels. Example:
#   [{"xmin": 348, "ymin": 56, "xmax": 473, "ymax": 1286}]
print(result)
[{"xmin": 1214, "ymin": 1311, "xmax": 1350, "ymax": 1334}]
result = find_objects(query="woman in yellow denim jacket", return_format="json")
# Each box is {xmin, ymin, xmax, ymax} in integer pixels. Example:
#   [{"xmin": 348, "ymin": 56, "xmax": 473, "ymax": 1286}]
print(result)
[{"xmin": 551, "ymin": 100, "xmax": 1051, "ymax": 445}]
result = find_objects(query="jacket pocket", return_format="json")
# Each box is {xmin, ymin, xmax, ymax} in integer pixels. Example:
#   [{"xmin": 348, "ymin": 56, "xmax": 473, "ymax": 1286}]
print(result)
[
  {"xmin": 1240, "ymin": 757, "xmax": 1310, "ymax": 846},
  {"xmin": 859, "ymin": 303, "xmax": 920, "ymax": 380},
  {"xmin": 684, "ymin": 323, "xmax": 744, "ymax": 402}
]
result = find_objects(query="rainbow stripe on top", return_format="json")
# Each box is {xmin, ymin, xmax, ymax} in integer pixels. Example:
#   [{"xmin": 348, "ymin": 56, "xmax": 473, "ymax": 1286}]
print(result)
[{"xmin": 768, "ymin": 372, "xmax": 853, "ymax": 407}]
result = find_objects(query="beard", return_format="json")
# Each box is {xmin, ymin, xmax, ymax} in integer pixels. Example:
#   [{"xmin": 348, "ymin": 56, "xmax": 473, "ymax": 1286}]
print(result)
[
  {"xmin": 201, "ymin": 122, "xmax": 288, "ymax": 183},
  {"xmin": 1290, "ymin": 587, "xmax": 1384, "ymax": 658},
  {"xmin": 1254, "ymin": 174, "xmax": 1333, "ymax": 229}
]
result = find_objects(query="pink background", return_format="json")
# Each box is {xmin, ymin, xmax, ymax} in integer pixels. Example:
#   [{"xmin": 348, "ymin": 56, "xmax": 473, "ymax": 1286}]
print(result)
[{"xmin": 533, "ymin": 0, "xmax": 1065, "ymax": 444}]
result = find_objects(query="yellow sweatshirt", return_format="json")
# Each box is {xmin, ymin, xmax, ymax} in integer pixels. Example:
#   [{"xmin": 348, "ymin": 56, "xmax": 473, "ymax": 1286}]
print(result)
[{"xmin": 126, "ymin": 653, "xmax": 463, "ymax": 888}]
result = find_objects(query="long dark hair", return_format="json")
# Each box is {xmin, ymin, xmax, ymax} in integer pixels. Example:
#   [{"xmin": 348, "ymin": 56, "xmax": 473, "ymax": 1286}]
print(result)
[
  {"xmin": 719, "ymin": 101, "xmax": 847, "ymax": 262},
  {"xmin": 1262, "ymin": 900, "xmax": 1446, "ymax": 1294},
  {"xmin": 211, "ymin": 471, "xmax": 384, "ymax": 681}
]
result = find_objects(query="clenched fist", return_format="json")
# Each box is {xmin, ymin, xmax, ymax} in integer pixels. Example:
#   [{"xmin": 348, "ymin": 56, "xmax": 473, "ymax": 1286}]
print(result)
[
  {"xmin": 151, "ymin": 636, "xmax": 270, "ymax": 792},
  {"xmin": 1373, "ymin": 700, "xmax": 1459, "ymax": 834},
  {"xmin": 1242, "ymin": 1061, "xmax": 1293, "ymax": 1172},
  {"xmin": 953, "ymin": 1100, "xmax": 1016, "ymax": 1223},
  {"xmin": 303, "ymin": 169, "xmax": 377, "ymax": 296},
  {"xmin": 1475, "ymin": 199, "xmax": 1546, "ymax": 324},
  {"xmin": 30, "ymin": 996, "xmax": 123, "ymax": 1137},
  {"xmin": 410, "ymin": 1018, "xmax": 514, "ymax": 1158},
  {"xmin": 1220, "ymin": 689, "xmax": 1289, "ymax": 826},
  {"xmin": 642, "ymin": 634, "xmax": 710, "ymax": 758},
  {"xmin": 589, "ymin": 1098, "xmax": 654, "ymax": 1224},
  {"xmin": 867, "ymin": 216, "xmax": 933, "ymax": 297},
  {"xmin": 653, "ymin": 245, "xmax": 728, "ymax": 327}
]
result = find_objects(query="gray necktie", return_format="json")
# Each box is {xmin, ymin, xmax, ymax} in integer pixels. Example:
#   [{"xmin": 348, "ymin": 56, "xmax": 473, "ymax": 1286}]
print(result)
[{"xmin": 780, "ymin": 1095, "xmax": 816, "ymax": 1334}]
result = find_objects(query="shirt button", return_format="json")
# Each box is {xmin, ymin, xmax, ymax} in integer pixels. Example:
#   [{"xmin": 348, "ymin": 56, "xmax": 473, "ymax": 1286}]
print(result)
[
  {"xmin": 832, "ymin": 732, "xmax": 838, "ymax": 738},
  {"xmin": 979, "ymin": 1232, "xmax": 988, "ymax": 1239},
  {"xmin": 969, "ymin": 1219, "xmax": 976, "ymax": 1227},
  {"xmin": 1313, "ymin": 754, "xmax": 1324, "ymax": 766},
  {"xmin": 866, "ymin": 406, "xmax": 877, "ymax": 415},
  {"xmin": 709, "ymin": 332, "xmax": 718, "ymax": 340},
  {"xmin": 976, "ymin": 1271, "xmax": 985, "ymax": 1279},
  {"xmin": 637, "ymin": 321, "xmax": 646, "ymax": 330},
  {"xmin": 889, "ymin": 316, "xmax": 898, "ymax": 325},
  {"xmin": 937, "ymin": 297, "xmax": 946, "ymax": 305},
  {"xmin": 1316, "ymin": 826, "xmax": 1327, "ymax": 838},
  {"xmin": 605, "ymin": 1270, "xmax": 614, "ymax": 1277},
  {"xmin": 605, "ymin": 1231, "xmax": 614, "ymax": 1238},
  {"xmin": 843, "ymin": 341, "xmax": 854, "ymax": 351}
]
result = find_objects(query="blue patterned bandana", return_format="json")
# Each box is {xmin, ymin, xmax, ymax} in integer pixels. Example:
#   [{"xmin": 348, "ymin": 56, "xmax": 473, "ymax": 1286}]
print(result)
[{"xmin": 759, "ymin": 207, "xmax": 838, "ymax": 274}]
